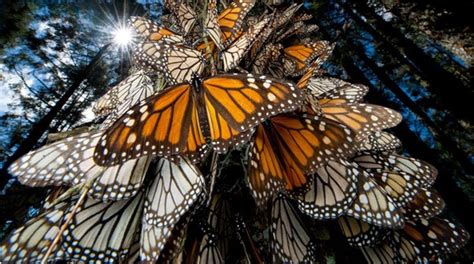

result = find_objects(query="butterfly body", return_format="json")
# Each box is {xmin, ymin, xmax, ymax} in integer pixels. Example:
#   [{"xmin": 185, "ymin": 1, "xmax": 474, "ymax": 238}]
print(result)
[{"xmin": 94, "ymin": 74, "xmax": 302, "ymax": 166}]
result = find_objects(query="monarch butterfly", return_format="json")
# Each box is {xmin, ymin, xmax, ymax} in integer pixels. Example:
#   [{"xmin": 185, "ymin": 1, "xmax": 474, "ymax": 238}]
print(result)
[
  {"xmin": 174, "ymin": 3, "xmax": 198, "ymax": 35},
  {"xmin": 197, "ymin": 0, "xmax": 255, "ymax": 56},
  {"xmin": 294, "ymin": 159, "xmax": 359, "ymax": 219},
  {"xmin": 397, "ymin": 218, "xmax": 468, "ymax": 262},
  {"xmin": 204, "ymin": 0, "xmax": 224, "ymax": 50},
  {"xmin": 302, "ymin": 77, "xmax": 403, "ymax": 142},
  {"xmin": 247, "ymin": 13, "xmax": 277, "ymax": 61},
  {"xmin": 125, "ymin": 228, "xmax": 141, "ymax": 263},
  {"xmin": 248, "ymin": 3, "xmax": 302, "ymax": 62},
  {"xmin": 61, "ymin": 192, "xmax": 143, "ymax": 262},
  {"xmin": 353, "ymin": 152, "xmax": 435, "ymax": 209},
  {"xmin": 353, "ymin": 153, "xmax": 437, "ymax": 189},
  {"xmin": 296, "ymin": 53, "xmax": 336, "ymax": 91},
  {"xmin": 274, "ymin": 3, "xmax": 303, "ymax": 29},
  {"xmin": 135, "ymin": 42, "xmax": 204, "ymax": 85},
  {"xmin": 267, "ymin": 60, "xmax": 287, "ymax": 79},
  {"xmin": 251, "ymin": 43, "xmax": 283, "ymax": 74},
  {"xmin": 0, "ymin": 196, "xmax": 72, "ymax": 262},
  {"xmin": 137, "ymin": 18, "xmax": 263, "ymax": 82},
  {"xmin": 92, "ymin": 70, "xmax": 154, "ymax": 119},
  {"xmin": 357, "ymin": 131, "xmax": 402, "ymax": 153},
  {"xmin": 199, "ymin": 11, "xmax": 269, "ymax": 72},
  {"xmin": 360, "ymin": 239, "xmax": 400, "ymax": 264},
  {"xmin": 1, "ymin": 190, "xmax": 144, "ymax": 262},
  {"xmin": 275, "ymin": 21, "xmax": 304, "ymax": 42},
  {"xmin": 218, "ymin": 0, "xmax": 256, "ymax": 47},
  {"xmin": 276, "ymin": 22, "xmax": 319, "ymax": 44},
  {"xmin": 248, "ymin": 113, "xmax": 356, "ymax": 206},
  {"xmin": 155, "ymin": 211, "xmax": 192, "ymax": 263},
  {"xmin": 8, "ymin": 130, "xmax": 152, "ymax": 202},
  {"xmin": 159, "ymin": 13, "xmax": 181, "ymax": 33},
  {"xmin": 291, "ymin": 12, "xmax": 313, "ymax": 23},
  {"xmin": 9, "ymin": 130, "xmax": 99, "ymax": 187},
  {"xmin": 70, "ymin": 154, "xmax": 152, "ymax": 202},
  {"xmin": 338, "ymin": 216, "xmax": 386, "ymax": 247},
  {"xmin": 402, "ymin": 188, "xmax": 445, "ymax": 221},
  {"xmin": 100, "ymin": 75, "xmax": 160, "ymax": 130},
  {"xmin": 233, "ymin": 213, "xmax": 264, "ymax": 263},
  {"xmin": 262, "ymin": 0, "xmax": 285, "ymax": 6},
  {"xmin": 319, "ymin": 99, "xmax": 403, "ymax": 141},
  {"xmin": 196, "ymin": 227, "xmax": 224, "ymax": 264},
  {"xmin": 303, "ymin": 24, "xmax": 320, "ymax": 35},
  {"xmin": 184, "ymin": 211, "xmax": 224, "ymax": 263},
  {"xmin": 201, "ymin": 194, "xmax": 263, "ymax": 263},
  {"xmin": 141, "ymin": 158, "xmax": 205, "ymax": 262},
  {"xmin": 129, "ymin": 16, "xmax": 184, "ymax": 44},
  {"xmin": 4, "ymin": 157, "xmax": 205, "ymax": 262},
  {"xmin": 196, "ymin": 36, "xmax": 216, "ymax": 57},
  {"xmin": 206, "ymin": 195, "xmax": 235, "ymax": 260},
  {"xmin": 283, "ymin": 41, "xmax": 333, "ymax": 76},
  {"xmin": 141, "ymin": 216, "xmax": 186, "ymax": 262},
  {"xmin": 94, "ymin": 73, "xmax": 302, "ymax": 166},
  {"xmin": 410, "ymin": 218, "xmax": 469, "ymax": 256},
  {"xmin": 193, "ymin": 195, "xmax": 236, "ymax": 264},
  {"xmin": 271, "ymin": 194, "xmax": 316, "ymax": 262},
  {"xmin": 307, "ymin": 77, "xmax": 369, "ymax": 103},
  {"xmin": 360, "ymin": 208, "xmax": 468, "ymax": 262},
  {"xmin": 345, "ymin": 171, "xmax": 403, "ymax": 228},
  {"xmin": 221, "ymin": 16, "xmax": 269, "ymax": 71},
  {"xmin": 143, "ymin": 158, "xmax": 205, "ymax": 228}
]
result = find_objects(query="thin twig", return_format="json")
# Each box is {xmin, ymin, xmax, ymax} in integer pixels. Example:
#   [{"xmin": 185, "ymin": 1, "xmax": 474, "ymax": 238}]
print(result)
[
  {"xmin": 201, "ymin": 0, "xmax": 218, "ymax": 75},
  {"xmin": 41, "ymin": 168, "xmax": 104, "ymax": 262},
  {"xmin": 206, "ymin": 151, "xmax": 220, "ymax": 206},
  {"xmin": 203, "ymin": 37, "xmax": 218, "ymax": 75},
  {"xmin": 41, "ymin": 186, "xmax": 89, "ymax": 264}
]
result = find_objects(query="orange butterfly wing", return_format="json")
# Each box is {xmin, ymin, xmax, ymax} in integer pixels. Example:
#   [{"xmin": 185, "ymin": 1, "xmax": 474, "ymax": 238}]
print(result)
[
  {"xmin": 284, "ymin": 44, "xmax": 316, "ymax": 70},
  {"xmin": 218, "ymin": 0, "xmax": 256, "ymax": 46},
  {"xmin": 319, "ymin": 99, "xmax": 402, "ymax": 141},
  {"xmin": 270, "ymin": 114, "xmax": 356, "ymax": 190},
  {"xmin": 249, "ymin": 113, "xmax": 357, "ymax": 204},
  {"xmin": 95, "ymin": 74, "xmax": 301, "ymax": 166},
  {"xmin": 296, "ymin": 54, "xmax": 335, "ymax": 90},
  {"xmin": 283, "ymin": 41, "xmax": 333, "ymax": 76},
  {"xmin": 202, "ymin": 74, "xmax": 301, "ymax": 133},
  {"xmin": 94, "ymin": 84, "xmax": 204, "ymax": 166},
  {"xmin": 129, "ymin": 16, "xmax": 183, "ymax": 43},
  {"xmin": 248, "ymin": 124, "xmax": 285, "ymax": 206}
]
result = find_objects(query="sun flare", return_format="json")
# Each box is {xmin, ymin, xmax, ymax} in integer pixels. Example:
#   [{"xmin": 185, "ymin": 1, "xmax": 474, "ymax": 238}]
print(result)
[{"xmin": 112, "ymin": 27, "xmax": 133, "ymax": 46}]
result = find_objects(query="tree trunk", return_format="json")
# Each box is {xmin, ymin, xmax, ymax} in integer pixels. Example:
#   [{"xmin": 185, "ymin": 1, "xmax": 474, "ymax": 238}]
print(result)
[
  {"xmin": 349, "ymin": 0, "xmax": 473, "ymax": 120},
  {"xmin": 0, "ymin": 43, "xmax": 111, "ymax": 188}
]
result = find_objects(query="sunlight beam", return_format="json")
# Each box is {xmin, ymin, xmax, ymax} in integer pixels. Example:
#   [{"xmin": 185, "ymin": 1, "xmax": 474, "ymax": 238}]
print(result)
[{"xmin": 112, "ymin": 27, "xmax": 133, "ymax": 46}]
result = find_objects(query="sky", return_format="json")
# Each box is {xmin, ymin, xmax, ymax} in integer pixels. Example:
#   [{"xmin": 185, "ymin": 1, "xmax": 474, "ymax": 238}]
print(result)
[
  {"xmin": 0, "ymin": 1, "xmax": 161, "ymax": 118},
  {"xmin": 0, "ymin": 66, "xmax": 29, "ymax": 114},
  {"xmin": 0, "ymin": 80, "xmax": 15, "ymax": 113}
]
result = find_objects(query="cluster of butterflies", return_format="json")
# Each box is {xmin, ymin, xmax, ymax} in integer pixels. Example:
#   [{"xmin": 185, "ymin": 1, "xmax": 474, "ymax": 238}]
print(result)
[{"xmin": 1, "ymin": 0, "xmax": 469, "ymax": 263}]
